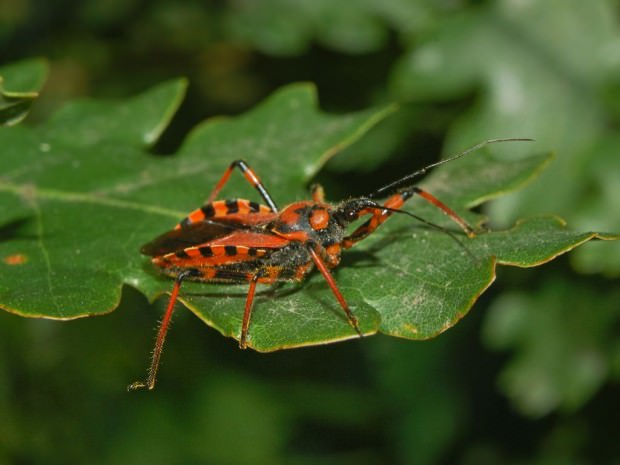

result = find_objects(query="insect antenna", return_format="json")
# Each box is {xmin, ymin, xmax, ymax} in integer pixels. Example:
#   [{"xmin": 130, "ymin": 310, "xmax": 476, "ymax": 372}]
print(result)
[{"xmin": 368, "ymin": 138, "xmax": 533, "ymax": 199}]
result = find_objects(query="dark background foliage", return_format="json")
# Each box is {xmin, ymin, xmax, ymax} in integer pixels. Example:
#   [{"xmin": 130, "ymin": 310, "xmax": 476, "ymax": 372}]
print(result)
[{"xmin": 1, "ymin": 1, "xmax": 619, "ymax": 464}]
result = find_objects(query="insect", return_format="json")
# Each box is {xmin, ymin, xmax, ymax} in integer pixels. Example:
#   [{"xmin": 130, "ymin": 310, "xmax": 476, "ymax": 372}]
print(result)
[{"xmin": 129, "ymin": 138, "xmax": 530, "ymax": 390}]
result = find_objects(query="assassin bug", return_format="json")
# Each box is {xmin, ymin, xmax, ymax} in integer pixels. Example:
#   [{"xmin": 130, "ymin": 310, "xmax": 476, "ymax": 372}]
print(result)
[{"xmin": 129, "ymin": 138, "xmax": 530, "ymax": 390}]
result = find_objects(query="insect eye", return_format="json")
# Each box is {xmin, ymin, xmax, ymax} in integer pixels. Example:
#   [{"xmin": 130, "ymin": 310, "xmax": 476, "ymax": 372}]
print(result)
[{"xmin": 334, "ymin": 205, "xmax": 360, "ymax": 226}]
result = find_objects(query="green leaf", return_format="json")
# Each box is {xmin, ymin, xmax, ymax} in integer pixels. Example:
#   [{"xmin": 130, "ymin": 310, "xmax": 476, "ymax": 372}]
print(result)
[
  {"xmin": 0, "ymin": 79, "xmax": 614, "ymax": 352},
  {"xmin": 0, "ymin": 58, "xmax": 48, "ymax": 125}
]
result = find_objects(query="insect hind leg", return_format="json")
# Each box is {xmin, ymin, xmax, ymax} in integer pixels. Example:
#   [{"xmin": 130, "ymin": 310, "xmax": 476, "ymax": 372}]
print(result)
[
  {"xmin": 208, "ymin": 160, "xmax": 279, "ymax": 212},
  {"xmin": 128, "ymin": 269, "xmax": 198, "ymax": 391}
]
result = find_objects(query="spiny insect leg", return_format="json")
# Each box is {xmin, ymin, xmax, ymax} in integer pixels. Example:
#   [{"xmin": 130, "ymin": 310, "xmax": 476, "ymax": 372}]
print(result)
[{"xmin": 128, "ymin": 270, "xmax": 194, "ymax": 391}]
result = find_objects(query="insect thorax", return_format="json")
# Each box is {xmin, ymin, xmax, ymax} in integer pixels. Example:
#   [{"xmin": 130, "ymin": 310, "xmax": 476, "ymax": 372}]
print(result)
[{"xmin": 271, "ymin": 201, "xmax": 346, "ymax": 251}]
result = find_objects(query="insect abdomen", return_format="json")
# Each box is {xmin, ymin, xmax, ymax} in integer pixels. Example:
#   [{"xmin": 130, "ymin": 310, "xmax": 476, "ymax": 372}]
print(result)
[{"xmin": 155, "ymin": 242, "xmax": 315, "ymax": 284}]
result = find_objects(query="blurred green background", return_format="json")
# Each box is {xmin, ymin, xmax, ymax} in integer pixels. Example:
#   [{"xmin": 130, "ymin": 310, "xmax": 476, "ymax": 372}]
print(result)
[{"xmin": 1, "ymin": 0, "xmax": 619, "ymax": 464}]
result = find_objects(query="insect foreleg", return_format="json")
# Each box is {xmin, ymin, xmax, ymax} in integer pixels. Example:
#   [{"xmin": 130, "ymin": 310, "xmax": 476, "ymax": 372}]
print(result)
[
  {"xmin": 408, "ymin": 187, "xmax": 474, "ymax": 237},
  {"xmin": 341, "ymin": 192, "xmax": 414, "ymax": 248},
  {"xmin": 342, "ymin": 186, "xmax": 475, "ymax": 249}
]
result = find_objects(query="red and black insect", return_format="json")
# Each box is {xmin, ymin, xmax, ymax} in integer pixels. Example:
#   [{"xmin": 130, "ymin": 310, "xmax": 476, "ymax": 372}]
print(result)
[{"xmin": 129, "ymin": 138, "xmax": 529, "ymax": 390}]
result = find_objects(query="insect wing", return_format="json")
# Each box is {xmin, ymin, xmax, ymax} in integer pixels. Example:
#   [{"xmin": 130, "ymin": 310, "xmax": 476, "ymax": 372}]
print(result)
[
  {"xmin": 149, "ymin": 230, "xmax": 293, "ymax": 280},
  {"xmin": 141, "ymin": 219, "xmax": 242, "ymax": 256},
  {"xmin": 173, "ymin": 231, "xmax": 294, "ymax": 282}
]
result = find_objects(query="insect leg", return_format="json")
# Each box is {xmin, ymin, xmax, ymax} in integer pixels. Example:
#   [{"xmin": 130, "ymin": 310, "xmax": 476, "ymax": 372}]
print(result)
[
  {"xmin": 342, "ymin": 192, "xmax": 412, "ymax": 248},
  {"xmin": 128, "ymin": 270, "xmax": 194, "ymax": 391},
  {"xmin": 239, "ymin": 274, "xmax": 260, "ymax": 349},
  {"xmin": 307, "ymin": 245, "xmax": 363, "ymax": 338},
  {"xmin": 342, "ymin": 189, "xmax": 474, "ymax": 248},
  {"xmin": 207, "ymin": 160, "xmax": 279, "ymax": 212},
  {"xmin": 410, "ymin": 187, "xmax": 474, "ymax": 237}
]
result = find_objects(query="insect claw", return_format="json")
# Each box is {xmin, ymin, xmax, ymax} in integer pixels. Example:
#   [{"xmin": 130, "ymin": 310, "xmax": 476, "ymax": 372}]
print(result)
[
  {"xmin": 127, "ymin": 381, "xmax": 150, "ymax": 391},
  {"xmin": 349, "ymin": 316, "xmax": 364, "ymax": 338}
]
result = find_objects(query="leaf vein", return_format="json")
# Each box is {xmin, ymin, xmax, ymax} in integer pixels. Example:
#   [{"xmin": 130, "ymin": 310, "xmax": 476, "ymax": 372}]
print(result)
[{"xmin": 0, "ymin": 181, "xmax": 183, "ymax": 218}]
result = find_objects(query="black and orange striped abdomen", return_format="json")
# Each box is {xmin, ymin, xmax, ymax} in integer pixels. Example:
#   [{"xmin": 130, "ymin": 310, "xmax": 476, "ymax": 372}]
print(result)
[
  {"xmin": 175, "ymin": 199, "xmax": 276, "ymax": 230},
  {"xmin": 154, "ymin": 240, "xmax": 317, "ymax": 285}
]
